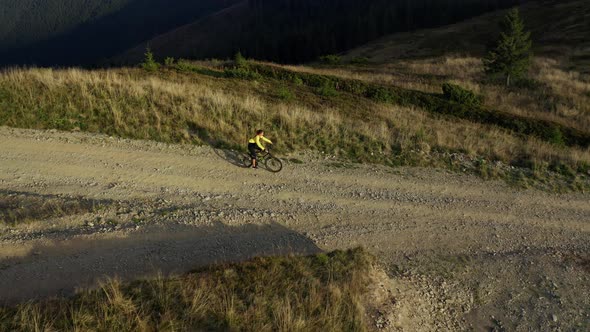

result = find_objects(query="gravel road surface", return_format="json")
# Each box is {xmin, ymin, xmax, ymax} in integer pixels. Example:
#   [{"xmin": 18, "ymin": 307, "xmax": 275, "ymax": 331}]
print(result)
[{"xmin": 0, "ymin": 127, "xmax": 588, "ymax": 331}]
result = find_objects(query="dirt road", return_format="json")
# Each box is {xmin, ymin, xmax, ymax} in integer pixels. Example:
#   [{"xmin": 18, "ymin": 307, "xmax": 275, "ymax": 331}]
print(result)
[{"xmin": 1, "ymin": 126, "xmax": 589, "ymax": 331}]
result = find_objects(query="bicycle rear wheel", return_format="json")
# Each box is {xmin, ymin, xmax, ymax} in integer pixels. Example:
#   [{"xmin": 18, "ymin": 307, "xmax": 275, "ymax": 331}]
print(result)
[
  {"xmin": 265, "ymin": 157, "xmax": 283, "ymax": 172},
  {"xmin": 241, "ymin": 154, "xmax": 253, "ymax": 168}
]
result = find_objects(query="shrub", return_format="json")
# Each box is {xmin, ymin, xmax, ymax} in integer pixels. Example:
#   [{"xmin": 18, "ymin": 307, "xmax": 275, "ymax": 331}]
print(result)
[
  {"xmin": 351, "ymin": 56, "xmax": 370, "ymax": 65},
  {"xmin": 141, "ymin": 48, "xmax": 160, "ymax": 72},
  {"xmin": 578, "ymin": 161, "xmax": 590, "ymax": 174},
  {"xmin": 224, "ymin": 67, "xmax": 261, "ymax": 80},
  {"xmin": 292, "ymin": 76, "xmax": 304, "ymax": 86},
  {"xmin": 550, "ymin": 161, "xmax": 576, "ymax": 177},
  {"xmin": 442, "ymin": 83, "xmax": 483, "ymax": 108},
  {"xmin": 366, "ymin": 86, "xmax": 397, "ymax": 103},
  {"xmin": 223, "ymin": 52, "xmax": 260, "ymax": 79},
  {"xmin": 164, "ymin": 57, "xmax": 175, "ymax": 67},
  {"xmin": 549, "ymin": 127, "xmax": 565, "ymax": 147},
  {"xmin": 317, "ymin": 81, "xmax": 338, "ymax": 97},
  {"xmin": 276, "ymin": 86, "xmax": 294, "ymax": 101},
  {"xmin": 234, "ymin": 52, "xmax": 248, "ymax": 68},
  {"xmin": 319, "ymin": 54, "xmax": 341, "ymax": 65},
  {"xmin": 175, "ymin": 60, "xmax": 193, "ymax": 72}
]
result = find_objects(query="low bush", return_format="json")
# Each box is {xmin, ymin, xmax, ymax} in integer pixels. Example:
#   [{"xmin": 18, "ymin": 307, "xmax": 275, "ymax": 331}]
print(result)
[
  {"xmin": 292, "ymin": 76, "xmax": 304, "ymax": 86},
  {"xmin": 224, "ymin": 67, "xmax": 262, "ymax": 80},
  {"xmin": 549, "ymin": 127, "xmax": 565, "ymax": 147},
  {"xmin": 174, "ymin": 60, "xmax": 194, "ymax": 72},
  {"xmin": 365, "ymin": 86, "xmax": 399, "ymax": 103},
  {"xmin": 442, "ymin": 83, "xmax": 483, "ymax": 108},
  {"xmin": 276, "ymin": 86, "xmax": 294, "ymax": 100},
  {"xmin": 317, "ymin": 81, "xmax": 339, "ymax": 97},
  {"xmin": 164, "ymin": 57, "xmax": 175, "ymax": 67},
  {"xmin": 319, "ymin": 54, "xmax": 342, "ymax": 65},
  {"xmin": 351, "ymin": 56, "xmax": 370, "ymax": 65}
]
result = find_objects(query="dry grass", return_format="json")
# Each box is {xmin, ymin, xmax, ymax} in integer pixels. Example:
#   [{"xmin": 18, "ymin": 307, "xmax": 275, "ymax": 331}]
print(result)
[
  {"xmin": 0, "ymin": 248, "xmax": 372, "ymax": 332},
  {"xmin": 0, "ymin": 191, "xmax": 107, "ymax": 226},
  {"xmin": 340, "ymin": 0, "xmax": 590, "ymax": 73},
  {"xmin": 0, "ymin": 65, "xmax": 589, "ymax": 191},
  {"xmin": 290, "ymin": 56, "xmax": 590, "ymax": 133},
  {"xmin": 258, "ymin": 60, "xmax": 590, "ymax": 171},
  {"xmin": 374, "ymin": 103, "xmax": 590, "ymax": 168}
]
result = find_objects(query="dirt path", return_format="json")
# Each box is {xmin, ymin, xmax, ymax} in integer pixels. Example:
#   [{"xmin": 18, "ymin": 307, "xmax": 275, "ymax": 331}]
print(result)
[{"xmin": 1, "ymin": 127, "xmax": 589, "ymax": 331}]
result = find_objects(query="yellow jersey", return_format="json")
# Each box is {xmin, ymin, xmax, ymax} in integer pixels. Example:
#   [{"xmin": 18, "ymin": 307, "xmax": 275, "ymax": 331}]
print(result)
[{"xmin": 248, "ymin": 135, "xmax": 273, "ymax": 150}]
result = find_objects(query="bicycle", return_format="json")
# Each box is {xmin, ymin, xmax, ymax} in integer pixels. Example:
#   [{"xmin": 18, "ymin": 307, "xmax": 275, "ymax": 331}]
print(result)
[{"xmin": 242, "ymin": 146, "xmax": 283, "ymax": 172}]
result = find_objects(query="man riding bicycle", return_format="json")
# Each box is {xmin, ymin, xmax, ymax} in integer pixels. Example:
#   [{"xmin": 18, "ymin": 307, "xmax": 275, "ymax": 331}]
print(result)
[{"xmin": 248, "ymin": 129, "xmax": 273, "ymax": 169}]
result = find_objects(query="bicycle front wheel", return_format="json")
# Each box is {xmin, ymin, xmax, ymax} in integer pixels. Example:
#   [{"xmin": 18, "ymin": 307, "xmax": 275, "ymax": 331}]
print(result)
[{"xmin": 265, "ymin": 157, "xmax": 283, "ymax": 173}]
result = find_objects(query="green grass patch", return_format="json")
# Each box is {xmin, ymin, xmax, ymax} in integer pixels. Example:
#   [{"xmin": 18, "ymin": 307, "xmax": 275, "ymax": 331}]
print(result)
[
  {"xmin": 276, "ymin": 86, "xmax": 295, "ymax": 101},
  {"xmin": 0, "ymin": 248, "xmax": 373, "ymax": 331}
]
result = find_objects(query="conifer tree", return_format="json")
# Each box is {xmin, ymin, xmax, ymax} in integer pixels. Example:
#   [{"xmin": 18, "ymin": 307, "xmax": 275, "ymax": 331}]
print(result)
[
  {"xmin": 141, "ymin": 48, "xmax": 160, "ymax": 72},
  {"xmin": 483, "ymin": 8, "xmax": 532, "ymax": 86}
]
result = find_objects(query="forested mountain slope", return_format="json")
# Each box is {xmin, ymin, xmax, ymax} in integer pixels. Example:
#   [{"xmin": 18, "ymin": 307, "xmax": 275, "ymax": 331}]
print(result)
[
  {"xmin": 0, "ymin": 0, "xmax": 239, "ymax": 66},
  {"xmin": 343, "ymin": 0, "xmax": 590, "ymax": 72},
  {"xmin": 0, "ymin": 0, "xmax": 526, "ymax": 67},
  {"xmin": 0, "ymin": 0, "xmax": 129, "ymax": 50},
  {"xmin": 118, "ymin": 0, "xmax": 524, "ymax": 65}
]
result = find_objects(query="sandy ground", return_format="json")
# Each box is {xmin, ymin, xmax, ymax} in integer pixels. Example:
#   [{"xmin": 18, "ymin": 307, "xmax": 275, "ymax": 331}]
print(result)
[{"xmin": 0, "ymin": 126, "xmax": 588, "ymax": 331}]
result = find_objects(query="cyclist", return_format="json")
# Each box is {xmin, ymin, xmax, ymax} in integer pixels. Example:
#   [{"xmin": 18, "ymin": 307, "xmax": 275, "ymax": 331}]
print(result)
[{"xmin": 248, "ymin": 129, "xmax": 273, "ymax": 169}]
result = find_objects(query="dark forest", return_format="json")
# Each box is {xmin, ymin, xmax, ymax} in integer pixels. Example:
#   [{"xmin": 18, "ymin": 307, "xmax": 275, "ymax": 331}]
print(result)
[{"xmin": 0, "ymin": 0, "xmax": 525, "ymax": 66}]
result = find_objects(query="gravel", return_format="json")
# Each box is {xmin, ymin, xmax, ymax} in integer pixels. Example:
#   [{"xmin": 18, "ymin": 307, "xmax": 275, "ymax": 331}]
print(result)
[{"xmin": 0, "ymin": 127, "xmax": 588, "ymax": 330}]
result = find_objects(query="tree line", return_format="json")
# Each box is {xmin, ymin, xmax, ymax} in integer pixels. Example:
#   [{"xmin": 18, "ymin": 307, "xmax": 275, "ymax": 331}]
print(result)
[
  {"xmin": 228, "ymin": 0, "xmax": 527, "ymax": 63},
  {"xmin": 0, "ymin": 0, "xmax": 239, "ymax": 66},
  {"xmin": 0, "ymin": 0, "xmax": 527, "ymax": 66}
]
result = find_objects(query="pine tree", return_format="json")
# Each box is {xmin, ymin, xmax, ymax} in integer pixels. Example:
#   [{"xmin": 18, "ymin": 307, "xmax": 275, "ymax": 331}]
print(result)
[
  {"xmin": 483, "ymin": 8, "xmax": 532, "ymax": 86},
  {"xmin": 141, "ymin": 48, "xmax": 160, "ymax": 72}
]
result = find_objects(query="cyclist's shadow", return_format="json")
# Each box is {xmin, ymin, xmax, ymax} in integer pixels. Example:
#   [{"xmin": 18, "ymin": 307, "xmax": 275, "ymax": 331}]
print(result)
[{"xmin": 213, "ymin": 148, "xmax": 249, "ymax": 168}]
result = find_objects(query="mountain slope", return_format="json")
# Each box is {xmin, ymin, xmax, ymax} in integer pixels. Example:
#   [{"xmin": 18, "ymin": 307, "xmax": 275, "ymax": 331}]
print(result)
[
  {"xmin": 0, "ymin": 0, "xmax": 130, "ymax": 50},
  {"xmin": 264, "ymin": 0, "xmax": 589, "ymax": 145},
  {"xmin": 0, "ymin": 0, "xmax": 240, "ymax": 66},
  {"xmin": 342, "ymin": 0, "xmax": 590, "ymax": 72},
  {"xmin": 116, "ymin": 0, "xmax": 523, "ymax": 65}
]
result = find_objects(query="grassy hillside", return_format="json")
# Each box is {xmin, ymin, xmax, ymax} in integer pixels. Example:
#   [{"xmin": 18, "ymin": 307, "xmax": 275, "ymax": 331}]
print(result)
[
  {"xmin": 0, "ymin": 56, "xmax": 588, "ymax": 191},
  {"xmin": 0, "ymin": 248, "xmax": 372, "ymax": 331},
  {"xmin": 0, "ymin": 2, "xmax": 588, "ymax": 191},
  {"xmin": 288, "ymin": 0, "xmax": 590, "ymax": 154},
  {"xmin": 342, "ymin": 0, "xmax": 590, "ymax": 73}
]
